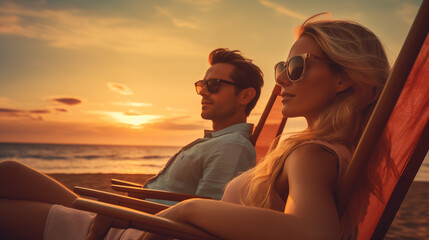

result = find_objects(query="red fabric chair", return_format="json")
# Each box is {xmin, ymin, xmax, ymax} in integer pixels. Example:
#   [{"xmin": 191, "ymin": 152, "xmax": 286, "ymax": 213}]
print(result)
[
  {"xmin": 359, "ymin": 35, "xmax": 429, "ymax": 240},
  {"xmin": 251, "ymin": 84, "xmax": 287, "ymax": 164},
  {"xmin": 337, "ymin": 1, "xmax": 429, "ymax": 238}
]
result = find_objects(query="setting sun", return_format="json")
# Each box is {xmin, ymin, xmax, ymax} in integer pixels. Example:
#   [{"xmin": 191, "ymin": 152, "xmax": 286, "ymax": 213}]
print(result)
[{"xmin": 100, "ymin": 111, "xmax": 162, "ymax": 128}]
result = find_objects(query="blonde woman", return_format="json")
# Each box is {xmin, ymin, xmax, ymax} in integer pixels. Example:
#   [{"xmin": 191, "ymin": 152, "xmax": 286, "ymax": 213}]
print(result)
[
  {"xmin": 143, "ymin": 14, "xmax": 390, "ymax": 240},
  {"xmin": 0, "ymin": 14, "xmax": 389, "ymax": 240}
]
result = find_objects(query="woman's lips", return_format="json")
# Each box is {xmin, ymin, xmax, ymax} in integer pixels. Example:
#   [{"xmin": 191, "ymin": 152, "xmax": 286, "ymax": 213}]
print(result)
[{"xmin": 281, "ymin": 92, "xmax": 295, "ymax": 102}]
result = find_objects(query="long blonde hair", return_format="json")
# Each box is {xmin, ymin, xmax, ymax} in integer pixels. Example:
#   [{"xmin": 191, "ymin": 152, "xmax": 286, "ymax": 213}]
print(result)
[{"xmin": 240, "ymin": 14, "xmax": 390, "ymax": 239}]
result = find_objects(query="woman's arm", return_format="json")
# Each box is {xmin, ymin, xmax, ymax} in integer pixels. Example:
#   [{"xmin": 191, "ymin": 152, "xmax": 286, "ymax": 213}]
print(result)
[
  {"xmin": 143, "ymin": 199, "xmax": 305, "ymax": 240},
  {"xmin": 283, "ymin": 143, "xmax": 340, "ymax": 239},
  {"xmin": 143, "ymin": 144, "xmax": 340, "ymax": 240}
]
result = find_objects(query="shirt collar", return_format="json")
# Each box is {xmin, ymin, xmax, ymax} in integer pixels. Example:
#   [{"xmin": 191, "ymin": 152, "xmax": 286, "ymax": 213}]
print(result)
[{"xmin": 204, "ymin": 123, "xmax": 254, "ymax": 138}]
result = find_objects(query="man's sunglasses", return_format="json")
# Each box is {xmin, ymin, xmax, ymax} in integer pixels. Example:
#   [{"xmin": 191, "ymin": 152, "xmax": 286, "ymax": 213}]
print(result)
[
  {"xmin": 275, "ymin": 53, "xmax": 330, "ymax": 83},
  {"xmin": 194, "ymin": 79, "xmax": 240, "ymax": 94}
]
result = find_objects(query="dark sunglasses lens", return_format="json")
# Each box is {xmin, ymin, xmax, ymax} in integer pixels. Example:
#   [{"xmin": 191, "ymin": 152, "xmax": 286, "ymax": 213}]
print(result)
[
  {"xmin": 206, "ymin": 79, "xmax": 221, "ymax": 93},
  {"xmin": 275, "ymin": 62, "xmax": 285, "ymax": 79},
  {"xmin": 195, "ymin": 80, "xmax": 204, "ymax": 94},
  {"xmin": 288, "ymin": 56, "xmax": 304, "ymax": 81}
]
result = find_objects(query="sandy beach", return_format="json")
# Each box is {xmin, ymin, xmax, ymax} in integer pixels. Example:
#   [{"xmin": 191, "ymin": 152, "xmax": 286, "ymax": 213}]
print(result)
[{"xmin": 48, "ymin": 173, "xmax": 428, "ymax": 239}]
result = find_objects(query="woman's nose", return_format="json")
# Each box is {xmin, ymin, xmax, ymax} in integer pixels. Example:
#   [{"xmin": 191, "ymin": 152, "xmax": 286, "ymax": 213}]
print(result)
[{"xmin": 276, "ymin": 71, "xmax": 291, "ymax": 86}]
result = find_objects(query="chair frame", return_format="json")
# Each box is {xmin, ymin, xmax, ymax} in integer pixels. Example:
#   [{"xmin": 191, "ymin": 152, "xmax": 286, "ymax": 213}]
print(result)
[
  {"xmin": 371, "ymin": 123, "xmax": 428, "ymax": 239},
  {"xmin": 337, "ymin": 0, "xmax": 429, "ymax": 219}
]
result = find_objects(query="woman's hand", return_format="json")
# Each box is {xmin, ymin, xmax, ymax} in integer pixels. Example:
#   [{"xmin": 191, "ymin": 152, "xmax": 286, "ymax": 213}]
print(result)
[{"xmin": 139, "ymin": 199, "xmax": 196, "ymax": 240}]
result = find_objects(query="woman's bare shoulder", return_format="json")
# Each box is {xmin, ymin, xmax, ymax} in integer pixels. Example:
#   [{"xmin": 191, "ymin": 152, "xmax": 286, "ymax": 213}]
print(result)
[{"xmin": 285, "ymin": 143, "xmax": 339, "ymax": 189}]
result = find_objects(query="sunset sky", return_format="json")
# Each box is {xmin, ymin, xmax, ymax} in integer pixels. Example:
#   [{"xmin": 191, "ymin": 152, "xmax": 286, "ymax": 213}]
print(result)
[{"xmin": 0, "ymin": 0, "xmax": 422, "ymax": 146}]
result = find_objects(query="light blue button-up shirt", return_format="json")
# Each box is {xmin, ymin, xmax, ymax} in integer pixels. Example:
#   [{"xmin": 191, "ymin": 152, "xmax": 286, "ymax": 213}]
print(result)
[{"xmin": 144, "ymin": 123, "xmax": 255, "ymax": 205}]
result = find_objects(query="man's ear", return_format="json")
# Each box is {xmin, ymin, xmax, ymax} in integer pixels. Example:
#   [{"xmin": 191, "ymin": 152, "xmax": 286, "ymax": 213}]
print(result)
[{"xmin": 239, "ymin": 88, "xmax": 256, "ymax": 105}]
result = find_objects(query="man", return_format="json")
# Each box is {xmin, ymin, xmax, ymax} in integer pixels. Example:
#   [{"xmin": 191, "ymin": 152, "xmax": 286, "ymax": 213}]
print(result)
[{"xmin": 144, "ymin": 48, "xmax": 264, "ymax": 205}]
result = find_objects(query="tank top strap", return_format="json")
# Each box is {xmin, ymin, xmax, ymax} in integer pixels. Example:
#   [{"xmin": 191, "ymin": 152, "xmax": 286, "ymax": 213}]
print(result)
[{"xmin": 292, "ymin": 140, "xmax": 352, "ymax": 184}]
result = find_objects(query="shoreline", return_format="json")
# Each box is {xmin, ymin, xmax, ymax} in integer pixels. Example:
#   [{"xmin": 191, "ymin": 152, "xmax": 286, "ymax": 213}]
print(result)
[{"xmin": 48, "ymin": 173, "xmax": 429, "ymax": 239}]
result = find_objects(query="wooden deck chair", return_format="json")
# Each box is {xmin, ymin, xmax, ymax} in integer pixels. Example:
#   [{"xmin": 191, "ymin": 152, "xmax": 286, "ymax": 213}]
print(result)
[
  {"xmin": 336, "ymin": 0, "xmax": 429, "ymax": 239},
  {"xmin": 106, "ymin": 84, "xmax": 287, "ymax": 202},
  {"xmin": 73, "ymin": 2, "xmax": 428, "ymax": 239},
  {"xmin": 251, "ymin": 84, "xmax": 287, "ymax": 163}
]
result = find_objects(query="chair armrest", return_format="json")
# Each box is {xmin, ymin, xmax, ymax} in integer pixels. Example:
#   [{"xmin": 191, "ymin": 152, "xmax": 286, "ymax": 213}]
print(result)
[
  {"xmin": 73, "ymin": 198, "xmax": 220, "ymax": 240},
  {"xmin": 111, "ymin": 184, "xmax": 212, "ymax": 202},
  {"xmin": 111, "ymin": 178, "xmax": 144, "ymax": 188},
  {"xmin": 74, "ymin": 186, "xmax": 168, "ymax": 214}
]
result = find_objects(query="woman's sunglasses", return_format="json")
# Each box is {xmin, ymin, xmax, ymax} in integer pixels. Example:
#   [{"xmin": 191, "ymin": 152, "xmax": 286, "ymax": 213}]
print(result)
[
  {"xmin": 194, "ymin": 79, "xmax": 240, "ymax": 94},
  {"xmin": 275, "ymin": 53, "xmax": 330, "ymax": 83}
]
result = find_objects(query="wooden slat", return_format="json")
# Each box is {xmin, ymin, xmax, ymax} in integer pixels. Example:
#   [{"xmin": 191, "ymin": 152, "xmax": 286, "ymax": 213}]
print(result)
[
  {"xmin": 111, "ymin": 185, "xmax": 212, "ymax": 202},
  {"xmin": 111, "ymin": 178, "xmax": 144, "ymax": 187},
  {"xmin": 74, "ymin": 186, "xmax": 168, "ymax": 214}
]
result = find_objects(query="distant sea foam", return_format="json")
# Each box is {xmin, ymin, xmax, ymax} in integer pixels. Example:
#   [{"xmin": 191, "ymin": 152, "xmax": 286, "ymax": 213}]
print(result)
[{"xmin": 0, "ymin": 142, "xmax": 180, "ymax": 174}]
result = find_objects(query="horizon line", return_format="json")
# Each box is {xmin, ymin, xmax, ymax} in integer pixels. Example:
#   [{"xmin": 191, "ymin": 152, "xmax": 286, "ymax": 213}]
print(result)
[{"xmin": 0, "ymin": 141, "xmax": 181, "ymax": 148}]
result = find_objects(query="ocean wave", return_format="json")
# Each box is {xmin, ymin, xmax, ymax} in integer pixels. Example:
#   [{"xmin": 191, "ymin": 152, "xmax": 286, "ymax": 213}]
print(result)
[
  {"xmin": 140, "ymin": 155, "xmax": 170, "ymax": 159},
  {"xmin": 20, "ymin": 154, "xmax": 69, "ymax": 160},
  {"xmin": 139, "ymin": 163, "xmax": 165, "ymax": 168},
  {"xmin": 74, "ymin": 155, "xmax": 170, "ymax": 160},
  {"xmin": 0, "ymin": 154, "xmax": 16, "ymax": 159},
  {"xmin": 74, "ymin": 154, "xmax": 118, "ymax": 160},
  {"xmin": 2, "ymin": 154, "xmax": 171, "ymax": 161}
]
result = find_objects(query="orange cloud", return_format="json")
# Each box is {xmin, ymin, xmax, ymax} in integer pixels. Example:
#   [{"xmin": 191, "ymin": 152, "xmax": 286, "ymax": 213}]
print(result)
[
  {"xmin": 0, "ymin": 2, "xmax": 205, "ymax": 56},
  {"xmin": 107, "ymin": 82, "xmax": 133, "ymax": 95},
  {"xmin": 0, "ymin": 108, "xmax": 51, "ymax": 114},
  {"xmin": 396, "ymin": 2, "xmax": 419, "ymax": 24},
  {"xmin": 123, "ymin": 110, "xmax": 143, "ymax": 116},
  {"xmin": 178, "ymin": 0, "xmax": 222, "ymax": 12},
  {"xmin": 28, "ymin": 109, "xmax": 51, "ymax": 114},
  {"xmin": 258, "ymin": 0, "xmax": 306, "ymax": 20},
  {"xmin": 0, "ymin": 97, "xmax": 9, "ymax": 105},
  {"xmin": 112, "ymin": 101, "xmax": 152, "ymax": 107},
  {"xmin": 165, "ymin": 107, "xmax": 191, "ymax": 112},
  {"xmin": 0, "ymin": 108, "xmax": 22, "ymax": 113},
  {"xmin": 148, "ymin": 116, "xmax": 204, "ymax": 130},
  {"xmin": 51, "ymin": 97, "xmax": 82, "ymax": 105},
  {"xmin": 156, "ymin": 6, "xmax": 200, "ymax": 29},
  {"xmin": 0, "ymin": 108, "xmax": 49, "ymax": 120}
]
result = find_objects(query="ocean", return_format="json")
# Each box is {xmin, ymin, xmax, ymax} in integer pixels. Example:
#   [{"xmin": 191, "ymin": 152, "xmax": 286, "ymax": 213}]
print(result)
[
  {"xmin": 0, "ymin": 142, "xmax": 179, "ymax": 174},
  {"xmin": 0, "ymin": 142, "xmax": 428, "ymax": 181}
]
